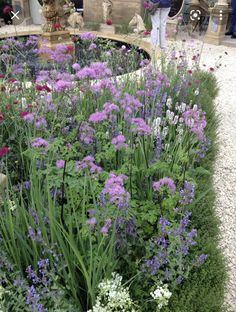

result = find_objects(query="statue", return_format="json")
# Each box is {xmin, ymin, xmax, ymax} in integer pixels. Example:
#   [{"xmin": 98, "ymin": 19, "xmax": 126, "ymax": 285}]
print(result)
[
  {"xmin": 129, "ymin": 13, "xmax": 147, "ymax": 34},
  {"xmin": 40, "ymin": 0, "xmax": 64, "ymax": 32},
  {"xmin": 68, "ymin": 12, "xmax": 84, "ymax": 29},
  {"xmin": 102, "ymin": 0, "xmax": 113, "ymax": 23}
]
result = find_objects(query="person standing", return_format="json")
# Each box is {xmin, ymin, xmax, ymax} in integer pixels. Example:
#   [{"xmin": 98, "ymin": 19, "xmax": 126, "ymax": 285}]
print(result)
[
  {"xmin": 147, "ymin": 0, "xmax": 171, "ymax": 49},
  {"xmin": 225, "ymin": 0, "xmax": 236, "ymax": 38}
]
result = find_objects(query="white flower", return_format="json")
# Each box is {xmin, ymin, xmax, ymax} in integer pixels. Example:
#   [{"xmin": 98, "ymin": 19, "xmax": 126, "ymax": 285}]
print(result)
[
  {"xmin": 166, "ymin": 97, "xmax": 172, "ymax": 108},
  {"xmin": 150, "ymin": 282, "xmax": 172, "ymax": 310},
  {"xmin": 193, "ymin": 104, "xmax": 198, "ymax": 111},
  {"xmin": 194, "ymin": 89, "xmax": 199, "ymax": 96},
  {"xmin": 89, "ymin": 272, "xmax": 137, "ymax": 312},
  {"xmin": 181, "ymin": 102, "xmax": 186, "ymax": 112},
  {"xmin": 8, "ymin": 200, "xmax": 17, "ymax": 211}
]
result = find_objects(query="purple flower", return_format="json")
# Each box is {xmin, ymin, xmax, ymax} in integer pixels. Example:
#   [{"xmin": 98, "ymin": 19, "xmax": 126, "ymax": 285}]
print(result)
[
  {"xmin": 89, "ymin": 43, "xmax": 97, "ymax": 50},
  {"xmin": 179, "ymin": 181, "xmax": 195, "ymax": 206},
  {"xmin": 101, "ymin": 173, "xmax": 130, "ymax": 209},
  {"xmin": 35, "ymin": 117, "xmax": 47, "ymax": 129},
  {"xmin": 28, "ymin": 227, "xmax": 42, "ymax": 242},
  {"xmin": 31, "ymin": 138, "xmax": 49, "ymax": 148},
  {"xmin": 89, "ymin": 111, "xmax": 107, "ymax": 123},
  {"xmin": 56, "ymin": 160, "xmax": 65, "ymax": 169},
  {"xmin": 23, "ymin": 112, "xmax": 35, "ymax": 123},
  {"xmin": 101, "ymin": 218, "xmax": 112, "ymax": 235},
  {"xmin": 182, "ymin": 107, "xmax": 207, "ymax": 140},
  {"xmin": 153, "ymin": 177, "xmax": 176, "ymax": 194},
  {"xmin": 86, "ymin": 217, "xmax": 97, "ymax": 226},
  {"xmin": 54, "ymin": 80, "xmax": 73, "ymax": 92},
  {"xmin": 79, "ymin": 122, "xmax": 95, "ymax": 144},
  {"xmin": 130, "ymin": 118, "xmax": 152, "ymax": 135},
  {"xmin": 72, "ymin": 63, "xmax": 81, "ymax": 71},
  {"xmin": 111, "ymin": 134, "xmax": 128, "ymax": 150},
  {"xmin": 76, "ymin": 62, "xmax": 112, "ymax": 80},
  {"xmin": 80, "ymin": 32, "xmax": 97, "ymax": 41},
  {"xmin": 75, "ymin": 156, "xmax": 102, "ymax": 174}
]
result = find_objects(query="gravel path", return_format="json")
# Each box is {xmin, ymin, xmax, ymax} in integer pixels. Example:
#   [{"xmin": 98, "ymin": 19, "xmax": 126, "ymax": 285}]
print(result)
[
  {"xmin": 0, "ymin": 25, "xmax": 235, "ymax": 310},
  {"xmin": 201, "ymin": 43, "xmax": 236, "ymax": 312}
]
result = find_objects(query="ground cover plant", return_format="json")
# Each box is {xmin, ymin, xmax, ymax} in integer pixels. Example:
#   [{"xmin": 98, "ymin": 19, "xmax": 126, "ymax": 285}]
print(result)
[{"xmin": 0, "ymin": 34, "xmax": 226, "ymax": 311}]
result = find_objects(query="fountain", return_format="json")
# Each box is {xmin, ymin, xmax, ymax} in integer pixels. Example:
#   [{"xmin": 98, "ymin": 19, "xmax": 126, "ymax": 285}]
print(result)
[{"xmin": 38, "ymin": 0, "xmax": 75, "ymax": 59}]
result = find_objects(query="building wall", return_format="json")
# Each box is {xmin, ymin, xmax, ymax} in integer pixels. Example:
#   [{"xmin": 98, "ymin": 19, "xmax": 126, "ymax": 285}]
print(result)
[{"xmin": 84, "ymin": 0, "xmax": 145, "ymax": 25}]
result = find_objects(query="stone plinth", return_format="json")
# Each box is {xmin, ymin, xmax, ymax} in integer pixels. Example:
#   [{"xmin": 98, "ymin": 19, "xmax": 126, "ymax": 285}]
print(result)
[
  {"xmin": 100, "ymin": 23, "xmax": 115, "ymax": 33},
  {"xmin": 39, "ymin": 30, "xmax": 75, "ymax": 60},
  {"xmin": 204, "ymin": 5, "xmax": 231, "ymax": 45},
  {"xmin": 84, "ymin": 0, "xmax": 144, "ymax": 25}
]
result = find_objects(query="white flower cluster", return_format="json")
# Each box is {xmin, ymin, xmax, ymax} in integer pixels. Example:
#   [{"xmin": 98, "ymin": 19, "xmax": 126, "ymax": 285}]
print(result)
[
  {"xmin": 150, "ymin": 282, "xmax": 172, "ymax": 310},
  {"xmin": 88, "ymin": 272, "xmax": 137, "ymax": 312}
]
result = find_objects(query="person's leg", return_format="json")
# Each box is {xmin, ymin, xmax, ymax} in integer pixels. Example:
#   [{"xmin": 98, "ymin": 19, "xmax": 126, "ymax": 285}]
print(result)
[
  {"xmin": 231, "ymin": 0, "xmax": 236, "ymax": 36},
  {"xmin": 159, "ymin": 7, "xmax": 171, "ymax": 49},
  {"xmin": 151, "ymin": 10, "xmax": 161, "ymax": 48}
]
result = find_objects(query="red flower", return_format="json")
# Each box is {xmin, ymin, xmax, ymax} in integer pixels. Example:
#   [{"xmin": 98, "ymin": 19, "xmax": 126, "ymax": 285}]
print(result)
[
  {"xmin": 71, "ymin": 36, "xmax": 77, "ymax": 42},
  {"xmin": 209, "ymin": 67, "xmax": 214, "ymax": 72},
  {"xmin": 143, "ymin": 31, "xmax": 151, "ymax": 36},
  {"xmin": 8, "ymin": 78, "xmax": 17, "ymax": 83},
  {"xmin": 53, "ymin": 23, "xmax": 61, "ymax": 30},
  {"xmin": 0, "ymin": 74, "xmax": 5, "ymax": 79},
  {"xmin": 0, "ymin": 147, "xmax": 10, "ymax": 157},
  {"xmin": 0, "ymin": 113, "xmax": 4, "ymax": 122},
  {"xmin": 187, "ymin": 70, "xmax": 193, "ymax": 74},
  {"xmin": 20, "ymin": 112, "xmax": 29, "ymax": 118},
  {"xmin": 106, "ymin": 19, "xmax": 113, "ymax": 25},
  {"xmin": 3, "ymin": 5, "xmax": 12, "ymax": 14},
  {"xmin": 36, "ymin": 84, "xmax": 51, "ymax": 92},
  {"xmin": 67, "ymin": 45, "xmax": 74, "ymax": 53},
  {"xmin": 143, "ymin": 1, "xmax": 151, "ymax": 8}
]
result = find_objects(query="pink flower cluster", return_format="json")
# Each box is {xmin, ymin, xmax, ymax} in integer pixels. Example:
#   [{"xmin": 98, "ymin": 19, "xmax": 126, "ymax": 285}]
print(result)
[
  {"xmin": 182, "ymin": 108, "xmax": 207, "ymax": 140},
  {"xmin": 75, "ymin": 155, "xmax": 102, "ymax": 174},
  {"xmin": 102, "ymin": 173, "xmax": 130, "ymax": 209},
  {"xmin": 130, "ymin": 118, "xmax": 152, "ymax": 135},
  {"xmin": 153, "ymin": 177, "xmax": 176, "ymax": 194},
  {"xmin": 75, "ymin": 62, "xmax": 112, "ymax": 80},
  {"xmin": 119, "ymin": 93, "xmax": 143, "ymax": 119},
  {"xmin": 111, "ymin": 134, "xmax": 128, "ymax": 150}
]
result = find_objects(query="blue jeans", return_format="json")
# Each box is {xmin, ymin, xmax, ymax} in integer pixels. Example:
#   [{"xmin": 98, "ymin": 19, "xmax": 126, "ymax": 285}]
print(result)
[{"xmin": 230, "ymin": 0, "xmax": 236, "ymax": 33}]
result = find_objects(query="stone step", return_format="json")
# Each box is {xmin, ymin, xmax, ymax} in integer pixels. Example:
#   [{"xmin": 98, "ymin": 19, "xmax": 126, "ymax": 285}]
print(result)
[{"xmin": 222, "ymin": 37, "xmax": 236, "ymax": 47}]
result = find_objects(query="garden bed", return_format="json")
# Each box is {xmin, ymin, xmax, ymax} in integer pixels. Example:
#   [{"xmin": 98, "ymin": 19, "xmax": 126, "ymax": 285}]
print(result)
[{"xmin": 0, "ymin": 34, "xmax": 226, "ymax": 311}]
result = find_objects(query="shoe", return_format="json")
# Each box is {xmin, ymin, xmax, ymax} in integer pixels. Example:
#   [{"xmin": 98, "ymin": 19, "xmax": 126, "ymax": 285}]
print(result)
[
  {"xmin": 231, "ymin": 33, "xmax": 236, "ymax": 38},
  {"xmin": 225, "ymin": 31, "xmax": 233, "ymax": 35}
]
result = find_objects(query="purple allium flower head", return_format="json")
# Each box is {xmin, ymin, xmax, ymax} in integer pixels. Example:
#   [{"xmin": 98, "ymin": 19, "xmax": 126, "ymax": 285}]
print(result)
[
  {"xmin": 89, "ymin": 111, "xmax": 107, "ymax": 123},
  {"xmin": 153, "ymin": 177, "xmax": 176, "ymax": 194},
  {"xmin": 31, "ymin": 138, "xmax": 49, "ymax": 148},
  {"xmin": 56, "ymin": 160, "xmax": 65, "ymax": 169},
  {"xmin": 54, "ymin": 80, "xmax": 73, "ymax": 92},
  {"xmin": 89, "ymin": 43, "xmax": 97, "ymax": 50},
  {"xmin": 72, "ymin": 63, "xmax": 81, "ymax": 71}
]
